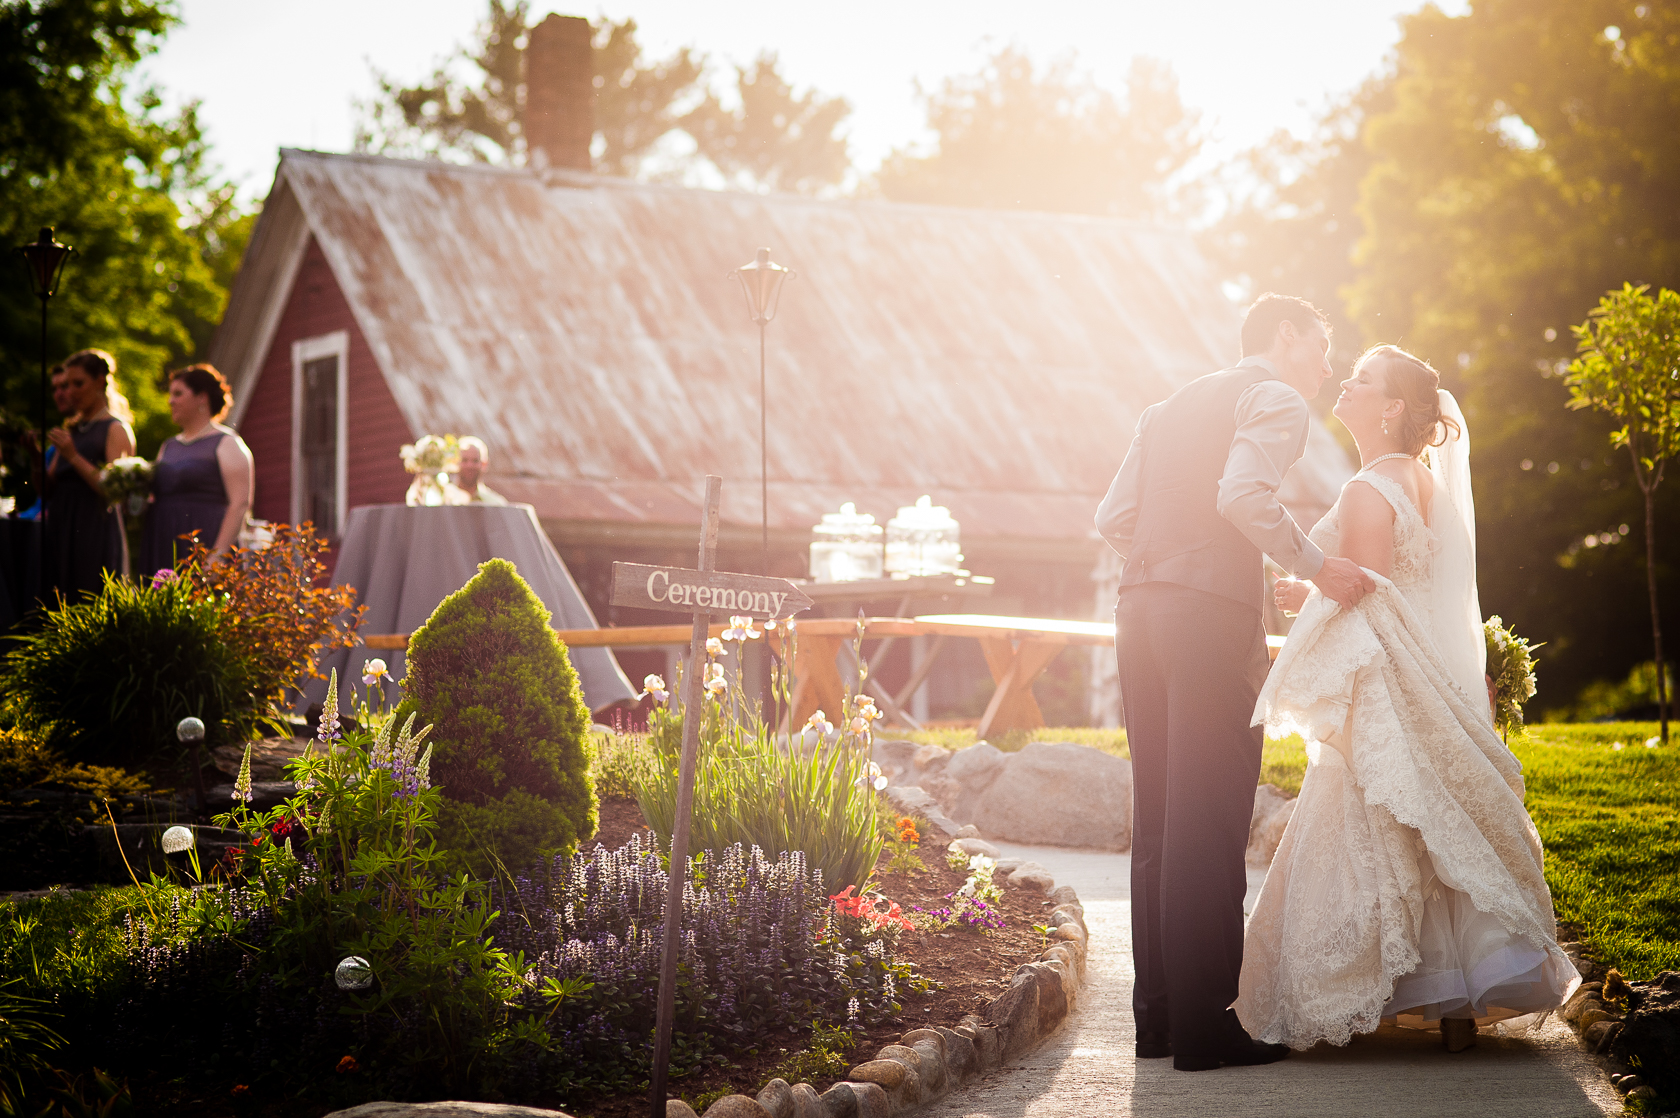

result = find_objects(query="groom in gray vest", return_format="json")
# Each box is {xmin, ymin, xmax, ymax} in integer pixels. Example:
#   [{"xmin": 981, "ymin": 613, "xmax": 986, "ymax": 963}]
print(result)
[{"xmin": 1096, "ymin": 294, "xmax": 1374, "ymax": 1071}]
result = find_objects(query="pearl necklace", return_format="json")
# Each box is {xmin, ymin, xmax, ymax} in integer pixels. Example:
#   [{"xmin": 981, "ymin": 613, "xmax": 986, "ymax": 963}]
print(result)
[{"xmin": 1361, "ymin": 451, "xmax": 1414, "ymax": 470}]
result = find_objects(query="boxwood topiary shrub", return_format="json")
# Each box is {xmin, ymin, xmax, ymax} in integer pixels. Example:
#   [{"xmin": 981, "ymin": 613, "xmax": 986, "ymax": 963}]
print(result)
[{"xmin": 393, "ymin": 558, "xmax": 596, "ymax": 877}]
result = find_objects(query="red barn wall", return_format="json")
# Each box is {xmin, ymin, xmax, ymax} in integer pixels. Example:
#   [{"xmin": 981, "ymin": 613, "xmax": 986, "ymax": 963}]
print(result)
[{"xmin": 240, "ymin": 235, "xmax": 412, "ymax": 533}]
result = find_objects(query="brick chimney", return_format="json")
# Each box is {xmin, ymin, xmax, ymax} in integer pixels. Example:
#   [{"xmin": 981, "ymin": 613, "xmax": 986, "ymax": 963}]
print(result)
[{"xmin": 524, "ymin": 14, "xmax": 594, "ymax": 170}]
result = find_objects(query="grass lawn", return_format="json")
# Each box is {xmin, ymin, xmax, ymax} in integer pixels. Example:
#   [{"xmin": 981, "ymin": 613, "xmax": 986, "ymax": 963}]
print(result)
[
  {"xmin": 904, "ymin": 721, "xmax": 1678, "ymax": 977},
  {"xmin": 1515, "ymin": 722, "xmax": 1679, "ymax": 979}
]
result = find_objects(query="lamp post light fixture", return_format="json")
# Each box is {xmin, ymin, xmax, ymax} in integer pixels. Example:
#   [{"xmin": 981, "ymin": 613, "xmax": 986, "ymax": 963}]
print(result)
[
  {"xmin": 17, "ymin": 227, "xmax": 73, "ymax": 575},
  {"xmin": 730, "ymin": 247, "xmax": 794, "ymax": 575}
]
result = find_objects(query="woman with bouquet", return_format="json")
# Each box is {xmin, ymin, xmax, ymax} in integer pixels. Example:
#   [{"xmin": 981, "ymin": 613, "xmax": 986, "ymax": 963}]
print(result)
[
  {"xmin": 44, "ymin": 349, "xmax": 135, "ymax": 598},
  {"xmin": 1235, "ymin": 345, "xmax": 1577, "ymax": 1054},
  {"xmin": 140, "ymin": 364, "xmax": 254, "ymax": 576}
]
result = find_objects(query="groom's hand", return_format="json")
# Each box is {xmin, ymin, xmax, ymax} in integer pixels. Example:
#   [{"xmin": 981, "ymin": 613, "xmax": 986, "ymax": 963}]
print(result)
[{"xmin": 1310, "ymin": 556, "xmax": 1376, "ymax": 609}]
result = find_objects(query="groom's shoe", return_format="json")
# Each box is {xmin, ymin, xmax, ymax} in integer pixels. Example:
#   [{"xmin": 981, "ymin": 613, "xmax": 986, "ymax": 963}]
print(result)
[
  {"xmin": 1136, "ymin": 1030, "xmax": 1172, "ymax": 1059},
  {"xmin": 1173, "ymin": 1015, "xmax": 1290, "ymax": 1071},
  {"xmin": 1172, "ymin": 1037, "xmax": 1290, "ymax": 1072}
]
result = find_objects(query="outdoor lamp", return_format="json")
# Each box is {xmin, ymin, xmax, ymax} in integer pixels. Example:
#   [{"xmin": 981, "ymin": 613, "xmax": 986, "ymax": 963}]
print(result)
[
  {"xmin": 732, "ymin": 247, "xmax": 792, "ymax": 325},
  {"xmin": 728, "ymin": 248, "xmax": 796, "ymax": 577},
  {"xmin": 16, "ymin": 227, "xmax": 73, "ymax": 579},
  {"xmin": 176, "ymin": 717, "xmax": 206, "ymax": 743},
  {"xmin": 19, "ymin": 227, "xmax": 73, "ymax": 299}
]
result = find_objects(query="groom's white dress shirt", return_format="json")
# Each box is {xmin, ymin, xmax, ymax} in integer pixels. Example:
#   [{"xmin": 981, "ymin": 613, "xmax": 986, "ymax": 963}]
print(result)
[{"xmin": 1096, "ymin": 354, "xmax": 1326, "ymax": 580}]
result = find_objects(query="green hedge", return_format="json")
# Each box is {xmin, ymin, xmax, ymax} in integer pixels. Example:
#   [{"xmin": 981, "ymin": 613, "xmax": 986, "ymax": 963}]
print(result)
[{"xmin": 394, "ymin": 559, "xmax": 596, "ymax": 876}]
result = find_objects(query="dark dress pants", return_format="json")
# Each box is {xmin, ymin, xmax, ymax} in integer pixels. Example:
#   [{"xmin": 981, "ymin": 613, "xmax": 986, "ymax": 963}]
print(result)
[{"xmin": 1116, "ymin": 582, "xmax": 1267, "ymax": 1058}]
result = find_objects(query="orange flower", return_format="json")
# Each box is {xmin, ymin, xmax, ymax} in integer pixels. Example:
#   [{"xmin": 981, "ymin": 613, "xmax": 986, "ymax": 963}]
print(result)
[
  {"xmin": 896, "ymin": 816, "xmax": 920, "ymax": 844},
  {"xmin": 231, "ymin": 1084, "xmax": 250, "ymax": 1097},
  {"xmin": 337, "ymin": 1055, "xmax": 360, "ymax": 1074}
]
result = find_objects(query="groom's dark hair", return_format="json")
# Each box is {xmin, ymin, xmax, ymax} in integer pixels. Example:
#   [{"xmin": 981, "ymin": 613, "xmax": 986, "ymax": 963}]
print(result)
[{"xmin": 1241, "ymin": 294, "xmax": 1331, "ymax": 357}]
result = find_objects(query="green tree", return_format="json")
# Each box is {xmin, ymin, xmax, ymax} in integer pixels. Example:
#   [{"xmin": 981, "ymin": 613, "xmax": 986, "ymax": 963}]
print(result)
[
  {"xmin": 1341, "ymin": 0, "xmax": 1680, "ymax": 705},
  {"xmin": 0, "ymin": 0, "xmax": 252, "ymax": 504},
  {"xmin": 875, "ymin": 48, "xmax": 1200, "ymax": 219},
  {"xmin": 1566, "ymin": 284, "xmax": 1680, "ymax": 741},
  {"xmin": 681, "ymin": 52, "xmax": 851, "ymax": 194},
  {"xmin": 393, "ymin": 559, "xmax": 596, "ymax": 878}
]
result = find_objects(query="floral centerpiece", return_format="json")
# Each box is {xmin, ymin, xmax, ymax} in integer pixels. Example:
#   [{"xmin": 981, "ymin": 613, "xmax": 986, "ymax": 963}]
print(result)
[
  {"xmin": 1486, "ymin": 615, "xmax": 1540, "ymax": 742},
  {"xmin": 400, "ymin": 434, "xmax": 459, "ymax": 506},
  {"xmin": 99, "ymin": 455, "xmax": 153, "ymax": 515}
]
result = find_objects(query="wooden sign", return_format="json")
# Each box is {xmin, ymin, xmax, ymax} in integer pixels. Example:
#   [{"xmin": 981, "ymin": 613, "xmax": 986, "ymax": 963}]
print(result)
[{"xmin": 610, "ymin": 561, "xmax": 812, "ymax": 620}]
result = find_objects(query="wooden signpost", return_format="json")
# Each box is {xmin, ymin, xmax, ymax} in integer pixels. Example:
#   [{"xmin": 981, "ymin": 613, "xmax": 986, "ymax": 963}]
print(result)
[
  {"xmin": 611, "ymin": 477, "xmax": 812, "ymax": 1118},
  {"xmin": 610, "ymin": 561, "xmax": 812, "ymax": 621}
]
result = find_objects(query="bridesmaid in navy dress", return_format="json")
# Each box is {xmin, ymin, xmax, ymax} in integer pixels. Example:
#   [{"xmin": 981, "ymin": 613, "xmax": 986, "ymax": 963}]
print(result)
[
  {"xmin": 44, "ymin": 350, "xmax": 135, "ymax": 600},
  {"xmin": 140, "ymin": 364, "xmax": 254, "ymax": 576}
]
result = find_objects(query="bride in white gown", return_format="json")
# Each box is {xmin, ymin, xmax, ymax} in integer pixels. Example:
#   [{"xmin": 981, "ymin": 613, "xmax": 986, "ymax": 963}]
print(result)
[{"xmin": 1234, "ymin": 344, "xmax": 1579, "ymax": 1053}]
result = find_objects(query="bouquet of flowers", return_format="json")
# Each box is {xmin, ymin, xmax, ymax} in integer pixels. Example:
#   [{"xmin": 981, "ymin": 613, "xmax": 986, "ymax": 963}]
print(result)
[
  {"xmin": 1485, "ymin": 615, "xmax": 1540, "ymax": 742},
  {"xmin": 399, "ymin": 433, "xmax": 458, "ymax": 506},
  {"xmin": 99, "ymin": 455, "xmax": 154, "ymax": 515}
]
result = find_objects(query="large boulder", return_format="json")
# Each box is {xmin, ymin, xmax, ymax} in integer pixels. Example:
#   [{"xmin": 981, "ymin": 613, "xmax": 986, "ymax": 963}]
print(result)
[
  {"xmin": 963, "ymin": 742, "xmax": 1132, "ymax": 850},
  {"xmin": 1247, "ymin": 783, "xmax": 1296, "ymax": 866}
]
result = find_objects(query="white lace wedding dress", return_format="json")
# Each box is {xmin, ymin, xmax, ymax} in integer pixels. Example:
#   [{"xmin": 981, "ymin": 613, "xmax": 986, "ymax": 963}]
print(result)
[{"xmin": 1233, "ymin": 465, "xmax": 1580, "ymax": 1049}]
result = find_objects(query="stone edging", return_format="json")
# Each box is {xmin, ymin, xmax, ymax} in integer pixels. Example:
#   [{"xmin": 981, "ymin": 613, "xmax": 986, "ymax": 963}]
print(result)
[{"xmin": 670, "ymin": 880, "xmax": 1088, "ymax": 1118}]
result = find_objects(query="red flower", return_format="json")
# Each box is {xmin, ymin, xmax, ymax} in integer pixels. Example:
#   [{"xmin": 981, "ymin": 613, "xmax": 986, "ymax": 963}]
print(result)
[
  {"xmin": 337, "ymin": 1055, "xmax": 360, "ymax": 1074},
  {"xmin": 270, "ymin": 816, "xmax": 294, "ymax": 837},
  {"xmin": 231, "ymin": 1084, "xmax": 249, "ymax": 1097}
]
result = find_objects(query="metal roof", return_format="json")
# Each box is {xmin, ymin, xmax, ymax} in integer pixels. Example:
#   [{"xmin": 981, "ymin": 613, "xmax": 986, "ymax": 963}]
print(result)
[{"xmin": 215, "ymin": 149, "xmax": 1353, "ymax": 544}]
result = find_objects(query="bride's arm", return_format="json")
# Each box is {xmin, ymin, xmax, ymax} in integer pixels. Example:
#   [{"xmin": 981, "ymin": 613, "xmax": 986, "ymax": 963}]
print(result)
[{"xmin": 1332, "ymin": 481, "xmax": 1396, "ymax": 579}]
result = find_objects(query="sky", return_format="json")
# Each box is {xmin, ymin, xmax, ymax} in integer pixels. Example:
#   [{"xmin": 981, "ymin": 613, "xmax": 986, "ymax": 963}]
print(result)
[{"xmin": 141, "ymin": 0, "xmax": 1470, "ymax": 204}]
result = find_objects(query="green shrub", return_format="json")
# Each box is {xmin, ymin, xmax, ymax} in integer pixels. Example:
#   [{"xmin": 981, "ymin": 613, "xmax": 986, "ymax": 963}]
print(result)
[
  {"xmin": 634, "ymin": 647, "xmax": 884, "ymax": 892},
  {"xmin": 0, "ymin": 572, "xmax": 262, "ymax": 764},
  {"xmin": 394, "ymin": 559, "xmax": 596, "ymax": 877}
]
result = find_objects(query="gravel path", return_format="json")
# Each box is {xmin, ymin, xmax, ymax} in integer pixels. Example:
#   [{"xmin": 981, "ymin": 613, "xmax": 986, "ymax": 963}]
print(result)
[{"xmin": 919, "ymin": 842, "xmax": 1620, "ymax": 1118}]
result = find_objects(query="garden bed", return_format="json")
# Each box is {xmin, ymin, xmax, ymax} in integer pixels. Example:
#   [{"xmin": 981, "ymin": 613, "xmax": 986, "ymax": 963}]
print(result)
[{"xmin": 573, "ymin": 796, "xmax": 1061, "ymax": 1117}]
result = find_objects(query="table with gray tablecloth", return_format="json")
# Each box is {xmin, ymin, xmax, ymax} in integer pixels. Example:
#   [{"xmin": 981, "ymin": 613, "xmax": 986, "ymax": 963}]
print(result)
[{"xmin": 301, "ymin": 503, "xmax": 635, "ymax": 715}]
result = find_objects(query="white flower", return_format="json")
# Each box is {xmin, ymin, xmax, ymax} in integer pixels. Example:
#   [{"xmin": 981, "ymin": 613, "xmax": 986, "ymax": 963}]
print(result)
[
  {"xmin": 706, "ymin": 636, "xmax": 725, "ymax": 658},
  {"xmin": 722, "ymin": 615, "xmax": 761, "ymax": 642},
  {"xmin": 850, "ymin": 715, "xmax": 869, "ymax": 734},
  {"xmin": 417, "ymin": 743, "xmax": 433, "ymax": 790},
  {"xmin": 362, "ymin": 658, "xmax": 391, "ymax": 686},
  {"xmin": 639, "ymin": 674, "xmax": 669, "ymax": 704},
  {"xmin": 704, "ymin": 661, "xmax": 728, "ymax": 695},
  {"xmin": 1646, "ymin": 737, "xmax": 1661, "ymax": 748},
  {"xmin": 1613, "ymin": 742, "xmax": 1626, "ymax": 751},
  {"xmin": 232, "ymin": 743, "xmax": 254, "ymax": 802},
  {"xmin": 161, "ymin": 826, "xmax": 194, "ymax": 854},
  {"xmin": 804, "ymin": 710, "xmax": 833, "ymax": 736},
  {"xmin": 854, "ymin": 760, "xmax": 887, "ymax": 791}
]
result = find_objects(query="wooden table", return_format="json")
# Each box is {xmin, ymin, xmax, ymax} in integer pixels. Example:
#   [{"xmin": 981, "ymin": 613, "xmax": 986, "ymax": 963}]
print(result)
[{"xmin": 362, "ymin": 618, "xmax": 1284, "ymax": 740}]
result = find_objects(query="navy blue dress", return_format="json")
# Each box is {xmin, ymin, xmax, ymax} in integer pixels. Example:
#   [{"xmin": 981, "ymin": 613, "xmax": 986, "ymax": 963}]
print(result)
[
  {"xmin": 141, "ymin": 431, "xmax": 228, "ymax": 576},
  {"xmin": 45, "ymin": 418, "xmax": 125, "ymax": 601}
]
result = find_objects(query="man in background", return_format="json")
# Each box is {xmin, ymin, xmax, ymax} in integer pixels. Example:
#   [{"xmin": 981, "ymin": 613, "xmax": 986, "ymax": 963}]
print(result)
[{"xmin": 448, "ymin": 436, "xmax": 507, "ymax": 505}]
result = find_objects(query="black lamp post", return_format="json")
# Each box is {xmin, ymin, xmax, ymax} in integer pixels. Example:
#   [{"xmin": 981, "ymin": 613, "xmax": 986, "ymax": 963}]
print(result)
[
  {"xmin": 730, "ymin": 248, "xmax": 793, "ymax": 575},
  {"xmin": 17, "ymin": 227, "xmax": 73, "ymax": 573}
]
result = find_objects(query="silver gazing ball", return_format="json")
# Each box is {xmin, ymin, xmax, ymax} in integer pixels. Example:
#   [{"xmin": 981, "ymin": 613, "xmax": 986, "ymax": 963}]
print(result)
[
  {"xmin": 335, "ymin": 956, "xmax": 374, "ymax": 991},
  {"xmin": 161, "ymin": 825, "xmax": 195, "ymax": 854},
  {"xmin": 176, "ymin": 716, "xmax": 206, "ymax": 744}
]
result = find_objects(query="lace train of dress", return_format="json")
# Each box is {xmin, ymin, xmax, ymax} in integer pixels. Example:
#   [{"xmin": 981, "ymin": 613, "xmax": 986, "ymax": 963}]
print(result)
[{"xmin": 1233, "ymin": 472, "xmax": 1578, "ymax": 1049}]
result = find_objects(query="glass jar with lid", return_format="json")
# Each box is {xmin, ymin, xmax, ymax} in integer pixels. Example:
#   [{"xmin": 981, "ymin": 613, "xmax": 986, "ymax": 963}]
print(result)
[
  {"xmin": 885, "ymin": 495, "xmax": 962, "ymax": 577},
  {"xmin": 809, "ymin": 502, "xmax": 884, "ymax": 583}
]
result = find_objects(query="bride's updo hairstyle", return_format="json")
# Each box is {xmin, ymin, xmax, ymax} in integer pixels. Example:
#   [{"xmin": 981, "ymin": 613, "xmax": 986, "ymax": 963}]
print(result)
[{"xmin": 1358, "ymin": 344, "xmax": 1461, "ymax": 458}]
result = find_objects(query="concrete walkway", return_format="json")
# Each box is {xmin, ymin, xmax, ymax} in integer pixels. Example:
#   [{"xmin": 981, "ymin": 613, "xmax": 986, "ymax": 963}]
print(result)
[{"xmin": 922, "ymin": 842, "xmax": 1619, "ymax": 1118}]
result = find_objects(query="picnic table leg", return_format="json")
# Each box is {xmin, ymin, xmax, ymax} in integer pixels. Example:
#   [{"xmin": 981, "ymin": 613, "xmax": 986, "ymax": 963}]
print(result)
[
  {"xmin": 976, "ymin": 638, "xmax": 1064, "ymax": 739},
  {"xmin": 789, "ymin": 634, "xmax": 846, "ymax": 730}
]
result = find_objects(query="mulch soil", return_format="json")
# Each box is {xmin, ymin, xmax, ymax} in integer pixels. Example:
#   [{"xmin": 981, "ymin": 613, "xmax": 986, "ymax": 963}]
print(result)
[{"xmin": 565, "ymin": 797, "xmax": 1059, "ymax": 1117}]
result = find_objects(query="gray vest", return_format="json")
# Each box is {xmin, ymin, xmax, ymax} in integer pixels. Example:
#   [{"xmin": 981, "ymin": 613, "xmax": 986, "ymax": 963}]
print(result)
[{"xmin": 1117, "ymin": 364, "xmax": 1276, "ymax": 611}]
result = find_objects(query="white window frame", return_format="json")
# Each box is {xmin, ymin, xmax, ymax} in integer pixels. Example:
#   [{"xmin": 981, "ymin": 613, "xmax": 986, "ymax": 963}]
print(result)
[{"xmin": 290, "ymin": 330, "xmax": 349, "ymax": 536}]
